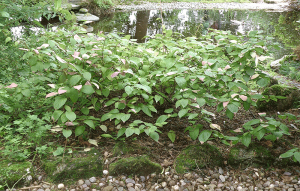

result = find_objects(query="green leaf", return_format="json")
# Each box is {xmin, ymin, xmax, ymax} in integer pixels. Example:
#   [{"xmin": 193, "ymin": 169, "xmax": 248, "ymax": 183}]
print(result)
[
  {"xmin": 125, "ymin": 128, "xmax": 134, "ymax": 137},
  {"xmin": 189, "ymin": 127, "xmax": 200, "ymax": 140},
  {"xmin": 156, "ymin": 115, "xmax": 168, "ymax": 124},
  {"xmin": 84, "ymin": 120, "xmax": 95, "ymax": 129},
  {"xmin": 54, "ymin": 96, "xmax": 67, "ymax": 110},
  {"xmin": 52, "ymin": 110, "xmax": 63, "ymax": 121},
  {"xmin": 280, "ymin": 151, "xmax": 295, "ymax": 158},
  {"xmin": 1, "ymin": 11, "xmax": 10, "ymax": 18},
  {"xmin": 83, "ymin": 72, "xmax": 91, "ymax": 81},
  {"xmin": 181, "ymin": 99, "xmax": 189, "ymax": 108},
  {"xmin": 293, "ymin": 152, "xmax": 300, "ymax": 162},
  {"xmin": 244, "ymin": 119, "xmax": 261, "ymax": 126},
  {"xmin": 102, "ymin": 88, "xmax": 110, "ymax": 97},
  {"xmin": 149, "ymin": 132, "xmax": 159, "ymax": 142},
  {"xmin": 5, "ymin": 37, "xmax": 12, "ymax": 44},
  {"xmin": 66, "ymin": 111, "xmax": 76, "ymax": 121},
  {"xmin": 196, "ymin": 98, "xmax": 206, "ymax": 107},
  {"xmin": 257, "ymin": 78, "xmax": 268, "ymax": 87},
  {"xmin": 168, "ymin": 130, "xmax": 176, "ymax": 143},
  {"xmin": 141, "ymin": 104, "xmax": 152, "ymax": 117},
  {"xmin": 81, "ymin": 85, "xmax": 94, "ymax": 94},
  {"xmin": 81, "ymin": 107, "xmax": 89, "ymax": 115},
  {"xmin": 117, "ymin": 128, "xmax": 126, "ymax": 138},
  {"xmin": 188, "ymin": 113, "xmax": 198, "ymax": 120},
  {"xmin": 21, "ymin": 89, "xmax": 31, "ymax": 97},
  {"xmin": 198, "ymin": 130, "xmax": 212, "ymax": 143},
  {"xmin": 121, "ymin": 114, "xmax": 131, "ymax": 123},
  {"xmin": 69, "ymin": 75, "xmax": 81, "ymax": 86},
  {"xmin": 68, "ymin": 88, "xmax": 78, "ymax": 103},
  {"xmin": 227, "ymin": 103, "xmax": 238, "ymax": 113},
  {"xmin": 75, "ymin": 126, "xmax": 85, "ymax": 136},
  {"xmin": 178, "ymin": 109, "xmax": 188, "ymax": 118},
  {"xmin": 226, "ymin": 109, "xmax": 234, "ymax": 119},
  {"xmin": 101, "ymin": 134, "xmax": 113, "ymax": 138},
  {"xmin": 125, "ymin": 86, "xmax": 134, "ymax": 95},
  {"xmin": 241, "ymin": 133, "xmax": 251, "ymax": 147},
  {"xmin": 164, "ymin": 108, "xmax": 173, "ymax": 113},
  {"xmin": 53, "ymin": 147, "xmax": 64, "ymax": 156},
  {"xmin": 134, "ymin": 84, "xmax": 152, "ymax": 94},
  {"xmin": 63, "ymin": 129, "xmax": 72, "ymax": 139},
  {"xmin": 175, "ymin": 77, "xmax": 186, "ymax": 88}
]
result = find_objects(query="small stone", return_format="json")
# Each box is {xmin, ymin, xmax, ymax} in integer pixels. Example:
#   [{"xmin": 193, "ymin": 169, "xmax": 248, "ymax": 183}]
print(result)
[
  {"xmin": 37, "ymin": 189, "xmax": 44, "ymax": 191},
  {"xmin": 128, "ymin": 187, "xmax": 136, "ymax": 191},
  {"xmin": 103, "ymin": 170, "xmax": 109, "ymax": 175},
  {"xmin": 85, "ymin": 180, "xmax": 91, "ymax": 186},
  {"xmin": 99, "ymin": 183, "xmax": 105, "ymax": 187},
  {"xmin": 38, "ymin": 176, "xmax": 43, "ymax": 181},
  {"xmin": 78, "ymin": 179, "xmax": 84, "ymax": 185},
  {"xmin": 126, "ymin": 178, "xmax": 135, "ymax": 184},
  {"xmin": 26, "ymin": 175, "xmax": 33, "ymax": 181},
  {"xmin": 89, "ymin": 177, "xmax": 97, "ymax": 183},
  {"xmin": 162, "ymin": 182, "xmax": 167, "ymax": 187},
  {"xmin": 140, "ymin": 176, "xmax": 145, "ymax": 182},
  {"xmin": 127, "ymin": 183, "xmax": 134, "ymax": 188},
  {"xmin": 118, "ymin": 187, "xmax": 124, "ymax": 191},
  {"xmin": 220, "ymin": 175, "xmax": 226, "ymax": 182},
  {"xmin": 103, "ymin": 185, "xmax": 114, "ymax": 191},
  {"xmin": 219, "ymin": 167, "xmax": 224, "ymax": 174},
  {"xmin": 81, "ymin": 184, "xmax": 88, "ymax": 188},
  {"xmin": 57, "ymin": 183, "xmax": 64, "ymax": 189},
  {"xmin": 169, "ymin": 180, "xmax": 176, "ymax": 186},
  {"xmin": 184, "ymin": 173, "xmax": 192, "ymax": 179}
]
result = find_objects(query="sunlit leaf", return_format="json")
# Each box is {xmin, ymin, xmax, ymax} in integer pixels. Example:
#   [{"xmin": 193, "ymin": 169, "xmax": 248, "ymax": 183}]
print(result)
[
  {"xmin": 63, "ymin": 129, "xmax": 72, "ymax": 139},
  {"xmin": 168, "ymin": 130, "xmax": 176, "ymax": 143},
  {"xmin": 88, "ymin": 139, "xmax": 98, "ymax": 147}
]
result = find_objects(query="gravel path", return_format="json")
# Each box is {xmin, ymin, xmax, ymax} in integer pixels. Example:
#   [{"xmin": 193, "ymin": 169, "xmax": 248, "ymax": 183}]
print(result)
[
  {"xmin": 115, "ymin": 2, "xmax": 289, "ymax": 11},
  {"xmin": 14, "ymin": 167, "xmax": 300, "ymax": 191}
]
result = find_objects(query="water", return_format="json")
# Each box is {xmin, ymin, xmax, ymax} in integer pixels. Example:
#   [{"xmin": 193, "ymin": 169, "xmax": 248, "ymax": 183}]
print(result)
[{"xmin": 90, "ymin": 9, "xmax": 299, "ymax": 58}]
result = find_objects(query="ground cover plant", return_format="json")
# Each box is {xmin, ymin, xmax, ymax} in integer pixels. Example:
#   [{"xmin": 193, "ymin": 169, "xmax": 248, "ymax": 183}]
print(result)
[{"xmin": 1, "ymin": 0, "xmax": 300, "ymax": 189}]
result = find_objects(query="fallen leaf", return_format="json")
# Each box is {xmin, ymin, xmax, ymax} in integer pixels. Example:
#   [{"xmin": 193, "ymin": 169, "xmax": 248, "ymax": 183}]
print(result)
[
  {"xmin": 88, "ymin": 139, "xmax": 98, "ymax": 147},
  {"xmin": 210, "ymin": 124, "xmax": 222, "ymax": 131},
  {"xmin": 6, "ymin": 83, "xmax": 18, "ymax": 88}
]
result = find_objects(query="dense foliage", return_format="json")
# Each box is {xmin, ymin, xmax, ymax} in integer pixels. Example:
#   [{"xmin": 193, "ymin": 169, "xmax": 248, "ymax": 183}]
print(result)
[{"xmin": 1, "ymin": 0, "xmax": 300, "ymax": 189}]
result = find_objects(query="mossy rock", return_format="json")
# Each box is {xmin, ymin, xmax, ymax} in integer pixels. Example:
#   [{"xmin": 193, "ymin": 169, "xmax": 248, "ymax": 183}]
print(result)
[
  {"xmin": 228, "ymin": 143, "xmax": 276, "ymax": 168},
  {"xmin": 42, "ymin": 149, "xmax": 103, "ymax": 183},
  {"xmin": 112, "ymin": 142, "xmax": 150, "ymax": 157},
  {"xmin": 0, "ymin": 160, "xmax": 33, "ymax": 188},
  {"xmin": 256, "ymin": 84, "xmax": 300, "ymax": 111},
  {"xmin": 175, "ymin": 143, "xmax": 223, "ymax": 174},
  {"xmin": 109, "ymin": 156, "xmax": 162, "ymax": 176}
]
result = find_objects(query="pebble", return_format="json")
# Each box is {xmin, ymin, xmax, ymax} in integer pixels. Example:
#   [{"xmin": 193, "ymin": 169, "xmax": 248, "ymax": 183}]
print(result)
[{"xmin": 57, "ymin": 183, "xmax": 64, "ymax": 189}]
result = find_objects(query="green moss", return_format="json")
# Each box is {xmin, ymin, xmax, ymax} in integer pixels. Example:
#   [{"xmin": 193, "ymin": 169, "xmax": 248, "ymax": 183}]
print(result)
[
  {"xmin": 175, "ymin": 143, "xmax": 223, "ymax": 174},
  {"xmin": 0, "ymin": 160, "xmax": 32, "ymax": 188},
  {"xmin": 112, "ymin": 142, "xmax": 150, "ymax": 157},
  {"xmin": 109, "ymin": 156, "xmax": 162, "ymax": 176},
  {"xmin": 257, "ymin": 84, "xmax": 300, "ymax": 111},
  {"xmin": 228, "ymin": 143, "xmax": 275, "ymax": 168},
  {"xmin": 42, "ymin": 148, "xmax": 103, "ymax": 183}
]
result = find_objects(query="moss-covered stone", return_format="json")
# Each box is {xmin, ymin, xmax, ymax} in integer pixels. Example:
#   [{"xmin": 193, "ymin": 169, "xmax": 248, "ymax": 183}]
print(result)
[
  {"xmin": 109, "ymin": 156, "xmax": 162, "ymax": 176},
  {"xmin": 113, "ymin": 142, "xmax": 136, "ymax": 157},
  {"xmin": 0, "ymin": 160, "xmax": 32, "ymax": 188},
  {"xmin": 256, "ymin": 84, "xmax": 300, "ymax": 111},
  {"xmin": 228, "ymin": 143, "xmax": 275, "ymax": 168},
  {"xmin": 175, "ymin": 143, "xmax": 223, "ymax": 174},
  {"xmin": 42, "ymin": 148, "xmax": 103, "ymax": 183}
]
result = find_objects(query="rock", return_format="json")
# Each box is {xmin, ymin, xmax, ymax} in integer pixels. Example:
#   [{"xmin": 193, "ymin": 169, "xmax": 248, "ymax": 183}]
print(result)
[
  {"xmin": 85, "ymin": 180, "xmax": 91, "ymax": 186},
  {"xmin": 79, "ymin": 8, "xmax": 88, "ymax": 13},
  {"xmin": 41, "ymin": 148, "xmax": 103, "ymax": 183},
  {"xmin": 103, "ymin": 185, "xmax": 114, "ymax": 191},
  {"xmin": 126, "ymin": 178, "xmax": 136, "ymax": 184},
  {"xmin": 270, "ymin": 55, "xmax": 289, "ymax": 70},
  {"xmin": 89, "ymin": 177, "xmax": 97, "ymax": 183},
  {"xmin": 175, "ymin": 143, "xmax": 223, "ymax": 174},
  {"xmin": 78, "ymin": 179, "xmax": 84, "ymax": 185},
  {"xmin": 219, "ymin": 175, "xmax": 226, "ymax": 182},
  {"xmin": 57, "ymin": 183, "xmax": 64, "ymax": 189},
  {"xmin": 103, "ymin": 170, "xmax": 109, "ymax": 175},
  {"xmin": 256, "ymin": 84, "xmax": 300, "ymax": 111},
  {"xmin": 76, "ymin": 13, "xmax": 100, "ymax": 22},
  {"xmin": 109, "ymin": 156, "xmax": 162, "ymax": 176},
  {"xmin": 169, "ymin": 180, "xmax": 176, "ymax": 186}
]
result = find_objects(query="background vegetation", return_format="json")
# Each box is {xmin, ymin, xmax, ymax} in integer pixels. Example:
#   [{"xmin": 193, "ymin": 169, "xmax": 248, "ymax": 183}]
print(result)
[{"xmin": 1, "ymin": 0, "xmax": 300, "ymax": 189}]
